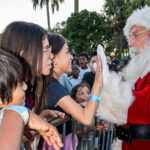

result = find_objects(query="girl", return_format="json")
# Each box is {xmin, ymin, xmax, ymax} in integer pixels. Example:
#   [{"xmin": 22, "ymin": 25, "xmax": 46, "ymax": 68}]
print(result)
[
  {"xmin": 71, "ymin": 82, "xmax": 90, "ymax": 105},
  {"xmin": 47, "ymin": 33, "xmax": 102, "ymax": 125},
  {"xmin": 45, "ymin": 33, "xmax": 102, "ymax": 149}
]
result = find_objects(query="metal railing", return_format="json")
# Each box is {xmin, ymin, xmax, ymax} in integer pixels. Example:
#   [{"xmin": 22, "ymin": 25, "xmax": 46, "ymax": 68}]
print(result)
[{"xmin": 23, "ymin": 116, "xmax": 114, "ymax": 150}]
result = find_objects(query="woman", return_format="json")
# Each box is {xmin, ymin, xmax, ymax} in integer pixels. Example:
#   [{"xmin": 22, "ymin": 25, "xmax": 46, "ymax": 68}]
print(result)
[{"xmin": 0, "ymin": 21, "xmax": 65, "ymax": 149}]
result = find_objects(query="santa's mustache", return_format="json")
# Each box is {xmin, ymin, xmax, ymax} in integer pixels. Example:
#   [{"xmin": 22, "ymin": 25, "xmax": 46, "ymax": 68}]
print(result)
[{"xmin": 129, "ymin": 47, "xmax": 143, "ymax": 58}]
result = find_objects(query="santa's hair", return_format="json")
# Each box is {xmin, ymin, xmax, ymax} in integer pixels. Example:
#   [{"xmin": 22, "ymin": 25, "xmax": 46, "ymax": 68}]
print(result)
[{"xmin": 124, "ymin": 6, "xmax": 150, "ymax": 40}]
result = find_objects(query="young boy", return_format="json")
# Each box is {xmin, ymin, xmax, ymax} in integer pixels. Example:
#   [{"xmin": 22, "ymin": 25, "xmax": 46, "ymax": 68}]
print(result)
[
  {"xmin": 82, "ymin": 51, "xmax": 97, "ymax": 89},
  {"xmin": 68, "ymin": 64, "xmax": 81, "ymax": 87},
  {"xmin": 0, "ymin": 49, "xmax": 63, "ymax": 150},
  {"xmin": 79, "ymin": 52, "xmax": 91, "ymax": 80}
]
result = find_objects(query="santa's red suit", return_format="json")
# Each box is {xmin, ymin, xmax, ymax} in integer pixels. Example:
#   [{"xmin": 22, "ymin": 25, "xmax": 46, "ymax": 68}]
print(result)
[
  {"xmin": 122, "ymin": 71, "xmax": 150, "ymax": 150},
  {"xmin": 96, "ymin": 6, "xmax": 150, "ymax": 150}
]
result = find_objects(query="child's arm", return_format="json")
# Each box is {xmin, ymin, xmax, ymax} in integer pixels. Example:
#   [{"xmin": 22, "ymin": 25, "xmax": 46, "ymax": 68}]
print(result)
[
  {"xmin": 0, "ymin": 106, "xmax": 63, "ymax": 150},
  {"xmin": 27, "ymin": 110, "xmax": 63, "ymax": 150},
  {"xmin": 0, "ymin": 109, "xmax": 24, "ymax": 150}
]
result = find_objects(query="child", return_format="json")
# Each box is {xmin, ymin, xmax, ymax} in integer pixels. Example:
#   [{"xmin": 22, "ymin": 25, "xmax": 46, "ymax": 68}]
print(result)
[
  {"xmin": 71, "ymin": 82, "xmax": 90, "ymax": 105},
  {"xmin": 69, "ymin": 64, "xmax": 81, "ymax": 87},
  {"xmin": 79, "ymin": 52, "xmax": 91, "ymax": 80},
  {"xmin": 82, "ymin": 51, "xmax": 97, "ymax": 89},
  {"xmin": 0, "ymin": 49, "xmax": 63, "ymax": 150},
  {"xmin": 71, "ymin": 82, "xmax": 110, "ymax": 149}
]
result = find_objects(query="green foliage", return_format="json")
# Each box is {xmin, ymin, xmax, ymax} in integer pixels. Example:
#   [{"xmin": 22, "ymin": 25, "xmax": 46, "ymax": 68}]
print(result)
[
  {"xmin": 52, "ymin": 0, "xmax": 150, "ymax": 59},
  {"xmin": 60, "ymin": 9, "xmax": 112, "ymax": 56},
  {"xmin": 103, "ymin": 0, "xmax": 150, "ymax": 59}
]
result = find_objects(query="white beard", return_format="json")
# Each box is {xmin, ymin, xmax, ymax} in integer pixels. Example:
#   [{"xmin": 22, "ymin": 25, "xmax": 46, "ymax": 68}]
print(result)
[
  {"xmin": 129, "ymin": 47, "xmax": 143, "ymax": 58},
  {"xmin": 123, "ymin": 46, "xmax": 150, "ymax": 84}
]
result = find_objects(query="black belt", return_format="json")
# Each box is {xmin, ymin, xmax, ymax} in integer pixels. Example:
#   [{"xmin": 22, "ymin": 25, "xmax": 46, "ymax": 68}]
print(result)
[{"xmin": 115, "ymin": 124, "xmax": 150, "ymax": 145}]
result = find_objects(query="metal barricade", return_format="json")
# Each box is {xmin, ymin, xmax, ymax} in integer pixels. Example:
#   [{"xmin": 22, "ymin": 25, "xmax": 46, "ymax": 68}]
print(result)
[{"xmin": 30, "ymin": 116, "xmax": 114, "ymax": 150}]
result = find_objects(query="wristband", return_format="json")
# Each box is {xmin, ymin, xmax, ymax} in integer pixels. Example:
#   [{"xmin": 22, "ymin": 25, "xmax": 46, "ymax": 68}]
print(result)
[
  {"xmin": 4, "ymin": 105, "xmax": 29, "ymax": 125},
  {"xmin": 89, "ymin": 95, "xmax": 100, "ymax": 103}
]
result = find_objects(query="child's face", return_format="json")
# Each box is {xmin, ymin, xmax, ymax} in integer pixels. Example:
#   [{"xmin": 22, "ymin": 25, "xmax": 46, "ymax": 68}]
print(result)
[
  {"xmin": 72, "ymin": 65, "xmax": 79, "ymax": 77},
  {"xmin": 53, "ymin": 43, "xmax": 73, "ymax": 74},
  {"xmin": 89, "ymin": 56, "xmax": 97, "ymax": 73},
  {"xmin": 79, "ymin": 56, "xmax": 88, "ymax": 68},
  {"xmin": 8, "ymin": 81, "xmax": 27, "ymax": 106},
  {"xmin": 75, "ymin": 86, "xmax": 90, "ymax": 103}
]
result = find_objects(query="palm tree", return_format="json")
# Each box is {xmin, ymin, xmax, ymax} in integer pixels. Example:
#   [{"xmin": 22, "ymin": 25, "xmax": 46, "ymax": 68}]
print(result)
[{"xmin": 32, "ymin": 0, "xmax": 64, "ymax": 32}]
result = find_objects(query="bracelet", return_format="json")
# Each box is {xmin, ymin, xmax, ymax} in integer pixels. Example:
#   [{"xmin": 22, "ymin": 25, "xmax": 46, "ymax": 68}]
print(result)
[
  {"xmin": 4, "ymin": 105, "xmax": 29, "ymax": 125},
  {"xmin": 89, "ymin": 95, "xmax": 100, "ymax": 103}
]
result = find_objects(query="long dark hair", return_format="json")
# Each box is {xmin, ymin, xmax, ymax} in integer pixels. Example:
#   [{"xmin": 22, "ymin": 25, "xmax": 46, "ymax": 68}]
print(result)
[
  {"xmin": 48, "ymin": 33, "xmax": 66, "ymax": 55},
  {"xmin": 46, "ymin": 33, "xmax": 66, "ymax": 84},
  {"xmin": 0, "ymin": 49, "xmax": 23, "ymax": 104},
  {"xmin": 0, "ymin": 21, "xmax": 48, "ymax": 113}
]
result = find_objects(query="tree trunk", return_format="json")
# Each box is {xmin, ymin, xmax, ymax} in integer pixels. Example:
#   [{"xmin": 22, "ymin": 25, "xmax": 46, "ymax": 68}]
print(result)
[
  {"xmin": 46, "ymin": 1, "xmax": 51, "ymax": 32},
  {"xmin": 74, "ymin": 0, "xmax": 79, "ymax": 13}
]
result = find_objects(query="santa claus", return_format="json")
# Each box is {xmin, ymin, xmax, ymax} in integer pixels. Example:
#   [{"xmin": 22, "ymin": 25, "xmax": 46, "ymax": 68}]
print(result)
[{"xmin": 96, "ymin": 6, "xmax": 150, "ymax": 150}]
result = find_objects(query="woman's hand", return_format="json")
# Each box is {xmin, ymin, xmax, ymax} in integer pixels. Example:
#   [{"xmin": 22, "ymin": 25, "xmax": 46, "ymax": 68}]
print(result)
[
  {"xmin": 39, "ymin": 109, "xmax": 65, "ymax": 122},
  {"xmin": 27, "ymin": 111, "xmax": 63, "ymax": 150}
]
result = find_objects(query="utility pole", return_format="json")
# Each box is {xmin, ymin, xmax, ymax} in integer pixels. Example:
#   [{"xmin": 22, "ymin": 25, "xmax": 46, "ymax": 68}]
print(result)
[
  {"xmin": 74, "ymin": 0, "xmax": 79, "ymax": 13},
  {"xmin": 46, "ymin": 1, "xmax": 51, "ymax": 33}
]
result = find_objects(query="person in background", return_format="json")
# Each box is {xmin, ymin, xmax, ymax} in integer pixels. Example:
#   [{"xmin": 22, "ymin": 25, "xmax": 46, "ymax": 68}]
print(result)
[
  {"xmin": 79, "ymin": 52, "xmax": 91, "ymax": 80},
  {"xmin": 82, "ymin": 51, "xmax": 97, "ymax": 89},
  {"xmin": 0, "ymin": 49, "xmax": 63, "ymax": 150},
  {"xmin": 109, "ymin": 59, "xmax": 122, "ymax": 73},
  {"xmin": 71, "ymin": 82, "xmax": 110, "ymax": 150},
  {"xmin": 69, "ymin": 64, "xmax": 81, "ymax": 87},
  {"xmin": 72, "ymin": 57, "xmax": 79, "ymax": 65},
  {"xmin": 71, "ymin": 82, "xmax": 90, "ymax": 106},
  {"xmin": 105, "ymin": 52, "xmax": 111, "ymax": 65}
]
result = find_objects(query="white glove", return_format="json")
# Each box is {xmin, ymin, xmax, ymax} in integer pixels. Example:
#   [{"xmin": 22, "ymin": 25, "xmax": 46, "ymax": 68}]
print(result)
[{"xmin": 97, "ymin": 44, "xmax": 110, "ymax": 84}]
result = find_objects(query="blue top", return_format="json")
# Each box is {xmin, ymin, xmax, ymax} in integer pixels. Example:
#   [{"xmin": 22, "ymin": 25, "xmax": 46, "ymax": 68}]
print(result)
[
  {"xmin": 47, "ymin": 77, "xmax": 72, "ymax": 135},
  {"xmin": 47, "ymin": 77, "xmax": 69, "ymax": 108}
]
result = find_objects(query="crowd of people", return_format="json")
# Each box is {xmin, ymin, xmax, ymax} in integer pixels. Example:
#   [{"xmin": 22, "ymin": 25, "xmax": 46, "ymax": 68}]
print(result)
[{"xmin": 0, "ymin": 5, "xmax": 150, "ymax": 150}]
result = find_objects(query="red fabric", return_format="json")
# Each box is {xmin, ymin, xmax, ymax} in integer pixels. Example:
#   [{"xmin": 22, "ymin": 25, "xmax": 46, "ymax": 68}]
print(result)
[
  {"xmin": 27, "ymin": 92, "xmax": 35, "ymax": 109},
  {"xmin": 122, "ymin": 72, "xmax": 150, "ymax": 150}
]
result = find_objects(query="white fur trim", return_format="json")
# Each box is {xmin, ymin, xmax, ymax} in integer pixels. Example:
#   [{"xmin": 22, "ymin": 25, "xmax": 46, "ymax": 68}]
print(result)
[
  {"xmin": 124, "ymin": 6, "xmax": 150, "ymax": 39},
  {"xmin": 111, "ymin": 139, "xmax": 122, "ymax": 150},
  {"xmin": 96, "ymin": 72, "xmax": 134, "ymax": 125}
]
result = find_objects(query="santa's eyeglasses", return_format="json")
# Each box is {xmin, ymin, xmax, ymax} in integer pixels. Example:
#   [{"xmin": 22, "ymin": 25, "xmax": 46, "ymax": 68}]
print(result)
[{"xmin": 129, "ymin": 30, "xmax": 147, "ymax": 39}]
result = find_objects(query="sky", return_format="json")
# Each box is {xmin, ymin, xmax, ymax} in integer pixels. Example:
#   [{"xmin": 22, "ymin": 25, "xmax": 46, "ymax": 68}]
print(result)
[{"xmin": 0, "ymin": 0, "xmax": 105, "ymax": 33}]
